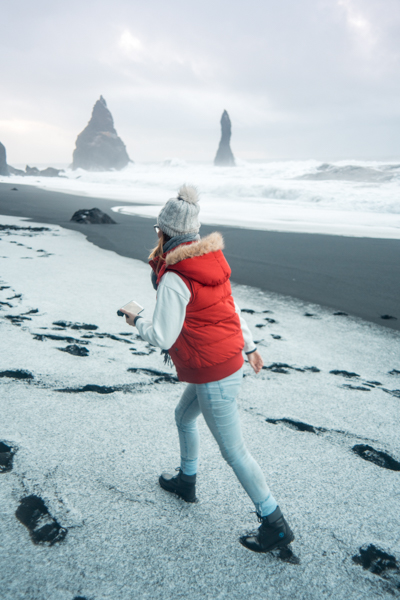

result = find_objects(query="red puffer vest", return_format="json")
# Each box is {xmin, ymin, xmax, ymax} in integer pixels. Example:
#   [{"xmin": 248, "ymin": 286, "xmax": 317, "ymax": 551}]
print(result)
[{"xmin": 150, "ymin": 232, "xmax": 244, "ymax": 384}]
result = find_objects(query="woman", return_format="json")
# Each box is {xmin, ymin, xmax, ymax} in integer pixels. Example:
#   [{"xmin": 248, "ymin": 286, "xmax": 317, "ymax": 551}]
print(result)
[{"xmin": 123, "ymin": 185, "xmax": 294, "ymax": 553}]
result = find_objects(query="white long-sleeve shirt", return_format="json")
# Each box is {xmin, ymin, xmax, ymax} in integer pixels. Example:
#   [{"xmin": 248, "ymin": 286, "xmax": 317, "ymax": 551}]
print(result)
[{"xmin": 136, "ymin": 271, "xmax": 257, "ymax": 353}]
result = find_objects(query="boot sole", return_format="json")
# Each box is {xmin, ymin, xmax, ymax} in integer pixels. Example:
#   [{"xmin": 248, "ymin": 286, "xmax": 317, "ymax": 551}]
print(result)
[
  {"xmin": 159, "ymin": 477, "xmax": 197, "ymax": 503},
  {"xmin": 239, "ymin": 532, "xmax": 295, "ymax": 553}
]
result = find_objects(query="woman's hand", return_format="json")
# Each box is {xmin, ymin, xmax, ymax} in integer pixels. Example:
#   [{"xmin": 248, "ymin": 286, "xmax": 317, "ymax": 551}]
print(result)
[
  {"xmin": 122, "ymin": 310, "xmax": 138, "ymax": 327},
  {"xmin": 247, "ymin": 350, "xmax": 263, "ymax": 374}
]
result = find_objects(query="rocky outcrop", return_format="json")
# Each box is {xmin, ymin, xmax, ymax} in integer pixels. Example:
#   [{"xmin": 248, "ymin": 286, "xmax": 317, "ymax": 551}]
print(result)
[
  {"xmin": 214, "ymin": 110, "xmax": 235, "ymax": 166},
  {"xmin": 72, "ymin": 96, "xmax": 131, "ymax": 171},
  {"xmin": 8, "ymin": 166, "xmax": 25, "ymax": 176},
  {"xmin": 0, "ymin": 143, "xmax": 59, "ymax": 177},
  {"xmin": 25, "ymin": 166, "xmax": 64, "ymax": 177},
  {"xmin": 0, "ymin": 142, "xmax": 9, "ymax": 176},
  {"xmin": 70, "ymin": 208, "xmax": 116, "ymax": 224},
  {"xmin": 7, "ymin": 165, "xmax": 64, "ymax": 177}
]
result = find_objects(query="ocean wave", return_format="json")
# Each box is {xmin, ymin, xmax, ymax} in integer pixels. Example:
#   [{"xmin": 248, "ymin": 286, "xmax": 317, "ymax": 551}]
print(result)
[
  {"xmin": 161, "ymin": 158, "xmax": 189, "ymax": 168},
  {"xmin": 298, "ymin": 163, "xmax": 400, "ymax": 183},
  {"xmin": 3, "ymin": 159, "xmax": 400, "ymax": 222},
  {"xmin": 261, "ymin": 186, "xmax": 300, "ymax": 200}
]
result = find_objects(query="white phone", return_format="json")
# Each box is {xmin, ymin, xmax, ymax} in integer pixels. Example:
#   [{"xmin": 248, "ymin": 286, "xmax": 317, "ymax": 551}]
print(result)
[{"xmin": 117, "ymin": 300, "xmax": 144, "ymax": 317}]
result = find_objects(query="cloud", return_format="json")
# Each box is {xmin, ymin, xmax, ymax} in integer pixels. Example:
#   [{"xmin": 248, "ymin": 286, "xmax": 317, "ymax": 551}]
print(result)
[
  {"xmin": 338, "ymin": 0, "xmax": 375, "ymax": 44},
  {"xmin": 1, "ymin": 0, "xmax": 399, "ymax": 162},
  {"xmin": 118, "ymin": 31, "xmax": 144, "ymax": 61}
]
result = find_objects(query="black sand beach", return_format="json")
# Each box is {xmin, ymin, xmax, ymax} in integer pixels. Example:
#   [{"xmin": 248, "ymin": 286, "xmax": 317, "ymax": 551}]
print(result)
[{"xmin": 0, "ymin": 181, "xmax": 399, "ymax": 330}]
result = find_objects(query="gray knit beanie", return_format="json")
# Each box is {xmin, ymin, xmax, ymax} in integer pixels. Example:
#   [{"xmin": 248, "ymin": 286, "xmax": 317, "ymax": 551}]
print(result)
[{"xmin": 157, "ymin": 185, "xmax": 200, "ymax": 237}]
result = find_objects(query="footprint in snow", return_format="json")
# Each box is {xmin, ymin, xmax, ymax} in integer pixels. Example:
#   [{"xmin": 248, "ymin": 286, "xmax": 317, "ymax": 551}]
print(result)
[
  {"xmin": 0, "ymin": 369, "xmax": 34, "ymax": 380},
  {"xmin": 58, "ymin": 345, "xmax": 89, "ymax": 357},
  {"xmin": 15, "ymin": 495, "xmax": 67, "ymax": 545},
  {"xmin": 352, "ymin": 544, "xmax": 400, "ymax": 593},
  {"xmin": 0, "ymin": 441, "xmax": 17, "ymax": 473},
  {"xmin": 265, "ymin": 418, "xmax": 400, "ymax": 472}
]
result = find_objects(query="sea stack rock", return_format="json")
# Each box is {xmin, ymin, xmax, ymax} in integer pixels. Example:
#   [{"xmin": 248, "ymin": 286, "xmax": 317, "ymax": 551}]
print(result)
[
  {"xmin": 72, "ymin": 96, "xmax": 130, "ymax": 171},
  {"xmin": 214, "ymin": 110, "xmax": 235, "ymax": 167},
  {"xmin": 0, "ymin": 142, "xmax": 9, "ymax": 176}
]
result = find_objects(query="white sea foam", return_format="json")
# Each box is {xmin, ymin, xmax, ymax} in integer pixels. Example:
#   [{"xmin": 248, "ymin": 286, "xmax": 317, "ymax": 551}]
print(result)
[{"xmin": 2, "ymin": 159, "xmax": 400, "ymax": 238}]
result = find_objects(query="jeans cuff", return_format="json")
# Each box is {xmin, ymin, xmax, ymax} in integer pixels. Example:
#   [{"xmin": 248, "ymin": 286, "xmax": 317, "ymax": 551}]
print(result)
[
  {"xmin": 180, "ymin": 458, "xmax": 198, "ymax": 477},
  {"xmin": 255, "ymin": 494, "xmax": 278, "ymax": 518}
]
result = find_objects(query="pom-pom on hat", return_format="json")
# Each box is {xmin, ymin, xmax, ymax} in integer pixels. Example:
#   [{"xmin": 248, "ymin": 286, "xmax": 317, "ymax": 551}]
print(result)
[{"xmin": 157, "ymin": 185, "xmax": 200, "ymax": 237}]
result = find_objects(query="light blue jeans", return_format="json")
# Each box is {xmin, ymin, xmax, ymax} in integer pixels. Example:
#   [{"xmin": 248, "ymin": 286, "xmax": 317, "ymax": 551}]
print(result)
[{"xmin": 175, "ymin": 367, "xmax": 278, "ymax": 517}]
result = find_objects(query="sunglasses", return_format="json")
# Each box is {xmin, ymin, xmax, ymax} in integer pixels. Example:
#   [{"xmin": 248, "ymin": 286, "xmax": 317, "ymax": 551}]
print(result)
[{"xmin": 154, "ymin": 225, "xmax": 160, "ymax": 234}]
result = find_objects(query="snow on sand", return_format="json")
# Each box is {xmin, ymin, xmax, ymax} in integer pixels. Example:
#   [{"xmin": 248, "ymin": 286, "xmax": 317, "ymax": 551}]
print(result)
[{"xmin": 1, "ymin": 216, "xmax": 400, "ymax": 600}]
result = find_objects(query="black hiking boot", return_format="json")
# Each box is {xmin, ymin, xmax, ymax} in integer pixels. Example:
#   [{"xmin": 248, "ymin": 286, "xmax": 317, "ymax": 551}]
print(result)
[
  {"xmin": 159, "ymin": 468, "xmax": 197, "ymax": 503},
  {"xmin": 239, "ymin": 506, "xmax": 294, "ymax": 552}
]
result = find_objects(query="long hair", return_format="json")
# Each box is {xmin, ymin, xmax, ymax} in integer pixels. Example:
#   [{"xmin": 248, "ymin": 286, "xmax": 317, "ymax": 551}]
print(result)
[{"xmin": 149, "ymin": 230, "xmax": 171, "ymax": 273}]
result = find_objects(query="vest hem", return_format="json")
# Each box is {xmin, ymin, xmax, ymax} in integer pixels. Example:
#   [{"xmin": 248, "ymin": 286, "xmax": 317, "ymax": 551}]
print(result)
[{"xmin": 176, "ymin": 353, "xmax": 244, "ymax": 384}]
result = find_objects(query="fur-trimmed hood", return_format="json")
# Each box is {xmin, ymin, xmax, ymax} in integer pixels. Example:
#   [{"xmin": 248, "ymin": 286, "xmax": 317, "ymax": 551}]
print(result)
[
  {"xmin": 165, "ymin": 232, "xmax": 231, "ymax": 287},
  {"xmin": 166, "ymin": 232, "xmax": 224, "ymax": 266}
]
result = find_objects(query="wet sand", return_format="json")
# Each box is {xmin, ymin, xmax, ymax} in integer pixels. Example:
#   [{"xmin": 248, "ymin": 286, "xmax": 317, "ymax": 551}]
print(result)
[{"xmin": 0, "ymin": 181, "xmax": 399, "ymax": 330}]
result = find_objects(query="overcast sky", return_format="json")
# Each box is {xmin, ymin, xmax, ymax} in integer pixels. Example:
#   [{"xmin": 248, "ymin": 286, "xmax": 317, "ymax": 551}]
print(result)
[{"xmin": 1, "ymin": 0, "xmax": 400, "ymax": 164}]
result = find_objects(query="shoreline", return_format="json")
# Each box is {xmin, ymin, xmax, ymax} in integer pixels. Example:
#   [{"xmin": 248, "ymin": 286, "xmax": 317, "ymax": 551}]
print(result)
[{"xmin": 0, "ymin": 181, "xmax": 399, "ymax": 331}]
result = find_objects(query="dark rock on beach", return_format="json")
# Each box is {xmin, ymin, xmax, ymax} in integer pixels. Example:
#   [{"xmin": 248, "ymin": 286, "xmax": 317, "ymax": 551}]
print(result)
[
  {"xmin": 0, "ymin": 142, "xmax": 9, "ymax": 176},
  {"xmin": 71, "ymin": 208, "xmax": 116, "ymax": 224},
  {"xmin": 72, "ymin": 96, "xmax": 131, "ymax": 171},
  {"xmin": 214, "ymin": 110, "xmax": 235, "ymax": 166}
]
